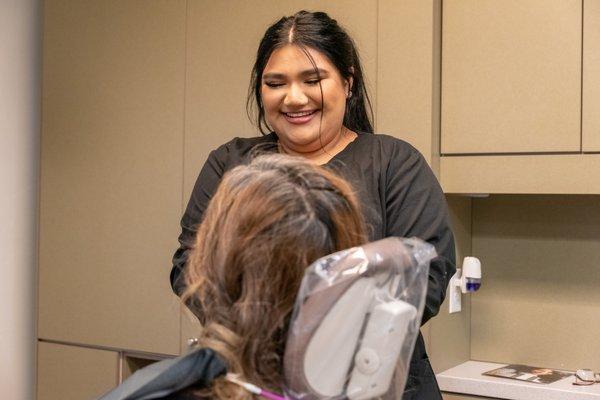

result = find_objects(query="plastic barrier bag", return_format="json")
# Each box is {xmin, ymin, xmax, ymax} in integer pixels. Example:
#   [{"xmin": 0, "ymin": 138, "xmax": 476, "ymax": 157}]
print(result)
[{"xmin": 283, "ymin": 237, "xmax": 435, "ymax": 400}]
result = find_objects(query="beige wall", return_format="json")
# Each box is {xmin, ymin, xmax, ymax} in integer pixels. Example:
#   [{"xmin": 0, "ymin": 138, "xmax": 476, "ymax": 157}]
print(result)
[
  {"xmin": 471, "ymin": 195, "xmax": 600, "ymax": 371},
  {"xmin": 0, "ymin": 1, "xmax": 40, "ymax": 399},
  {"xmin": 429, "ymin": 195, "xmax": 472, "ymax": 373}
]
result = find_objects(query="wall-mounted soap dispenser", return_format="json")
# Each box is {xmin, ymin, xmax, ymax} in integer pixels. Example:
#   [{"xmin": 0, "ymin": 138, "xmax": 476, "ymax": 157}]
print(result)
[{"xmin": 449, "ymin": 257, "xmax": 482, "ymax": 314}]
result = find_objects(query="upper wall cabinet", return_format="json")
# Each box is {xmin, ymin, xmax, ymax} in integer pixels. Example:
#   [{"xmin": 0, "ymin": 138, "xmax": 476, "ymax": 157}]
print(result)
[
  {"xmin": 441, "ymin": 0, "xmax": 581, "ymax": 154},
  {"xmin": 583, "ymin": 0, "xmax": 600, "ymax": 151},
  {"xmin": 377, "ymin": 0, "xmax": 441, "ymax": 169}
]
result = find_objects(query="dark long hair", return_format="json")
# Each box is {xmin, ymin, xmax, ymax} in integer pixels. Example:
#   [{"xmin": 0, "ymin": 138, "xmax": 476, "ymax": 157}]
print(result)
[
  {"xmin": 183, "ymin": 154, "xmax": 367, "ymax": 399},
  {"xmin": 247, "ymin": 10, "xmax": 374, "ymax": 135}
]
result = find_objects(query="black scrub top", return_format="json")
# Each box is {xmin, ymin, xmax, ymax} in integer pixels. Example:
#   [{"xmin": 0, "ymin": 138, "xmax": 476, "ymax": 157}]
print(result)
[{"xmin": 170, "ymin": 132, "xmax": 456, "ymax": 400}]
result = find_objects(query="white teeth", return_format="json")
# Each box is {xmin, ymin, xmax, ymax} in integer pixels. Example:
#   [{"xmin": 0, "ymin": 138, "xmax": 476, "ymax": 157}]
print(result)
[{"xmin": 285, "ymin": 110, "xmax": 315, "ymax": 117}]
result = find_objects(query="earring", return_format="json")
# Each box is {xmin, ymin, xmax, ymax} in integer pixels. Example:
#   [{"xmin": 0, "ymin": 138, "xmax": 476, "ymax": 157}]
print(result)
[{"xmin": 347, "ymin": 90, "xmax": 353, "ymax": 99}]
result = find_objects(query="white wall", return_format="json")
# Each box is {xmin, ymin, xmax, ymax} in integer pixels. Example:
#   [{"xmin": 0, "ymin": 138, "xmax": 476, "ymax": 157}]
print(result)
[{"xmin": 0, "ymin": 1, "xmax": 41, "ymax": 399}]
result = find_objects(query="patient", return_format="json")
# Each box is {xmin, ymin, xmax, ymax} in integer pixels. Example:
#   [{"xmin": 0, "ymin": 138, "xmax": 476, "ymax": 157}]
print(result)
[{"xmin": 180, "ymin": 154, "xmax": 367, "ymax": 399}]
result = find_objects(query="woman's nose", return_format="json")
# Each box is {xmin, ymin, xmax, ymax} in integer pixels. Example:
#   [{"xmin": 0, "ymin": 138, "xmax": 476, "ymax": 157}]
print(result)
[{"xmin": 284, "ymin": 83, "xmax": 309, "ymax": 107}]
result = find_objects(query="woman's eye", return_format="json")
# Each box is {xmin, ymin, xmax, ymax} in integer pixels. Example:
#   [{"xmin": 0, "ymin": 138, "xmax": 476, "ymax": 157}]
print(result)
[
  {"xmin": 305, "ymin": 79, "xmax": 321, "ymax": 85},
  {"xmin": 265, "ymin": 82, "xmax": 284, "ymax": 88}
]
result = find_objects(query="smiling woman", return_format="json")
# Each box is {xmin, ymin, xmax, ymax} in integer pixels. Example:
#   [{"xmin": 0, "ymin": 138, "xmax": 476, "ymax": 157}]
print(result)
[
  {"xmin": 171, "ymin": 10, "xmax": 456, "ymax": 400},
  {"xmin": 246, "ymin": 11, "xmax": 374, "ymax": 165}
]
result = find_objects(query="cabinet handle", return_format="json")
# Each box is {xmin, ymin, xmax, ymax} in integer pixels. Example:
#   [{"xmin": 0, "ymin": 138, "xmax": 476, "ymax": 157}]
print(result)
[{"xmin": 187, "ymin": 337, "xmax": 199, "ymax": 348}]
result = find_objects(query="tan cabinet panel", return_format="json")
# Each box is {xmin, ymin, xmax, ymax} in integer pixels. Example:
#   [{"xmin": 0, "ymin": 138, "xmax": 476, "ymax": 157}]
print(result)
[
  {"xmin": 39, "ymin": 1, "xmax": 184, "ymax": 354},
  {"xmin": 441, "ymin": 154, "xmax": 600, "ymax": 194},
  {"xmin": 583, "ymin": 0, "xmax": 600, "ymax": 151},
  {"xmin": 37, "ymin": 341, "xmax": 118, "ymax": 400},
  {"xmin": 442, "ymin": 0, "xmax": 581, "ymax": 154},
  {"xmin": 377, "ymin": 0, "xmax": 441, "ymax": 170},
  {"xmin": 183, "ymin": 0, "xmax": 377, "ymax": 196},
  {"xmin": 180, "ymin": 304, "xmax": 203, "ymax": 354}
]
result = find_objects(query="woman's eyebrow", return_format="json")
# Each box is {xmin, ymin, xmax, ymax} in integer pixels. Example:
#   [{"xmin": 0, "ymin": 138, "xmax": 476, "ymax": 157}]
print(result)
[
  {"xmin": 262, "ymin": 68, "xmax": 329, "ymax": 80},
  {"xmin": 262, "ymin": 72, "xmax": 286, "ymax": 80},
  {"xmin": 299, "ymin": 68, "xmax": 328, "ymax": 77}
]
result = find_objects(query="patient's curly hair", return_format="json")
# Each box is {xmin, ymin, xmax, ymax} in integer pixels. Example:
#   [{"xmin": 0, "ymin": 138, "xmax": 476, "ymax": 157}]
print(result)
[{"xmin": 182, "ymin": 154, "xmax": 367, "ymax": 399}]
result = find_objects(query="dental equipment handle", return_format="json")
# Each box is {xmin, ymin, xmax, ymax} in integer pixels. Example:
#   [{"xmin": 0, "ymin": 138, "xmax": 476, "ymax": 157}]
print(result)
[
  {"xmin": 225, "ymin": 373, "xmax": 286, "ymax": 400},
  {"xmin": 260, "ymin": 390, "xmax": 286, "ymax": 400}
]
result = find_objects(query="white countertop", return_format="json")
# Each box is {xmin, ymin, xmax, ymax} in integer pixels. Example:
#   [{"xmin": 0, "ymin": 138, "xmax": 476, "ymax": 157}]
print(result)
[{"xmin": 437, "ymin": 361, "xmax": 600, "ymax": 400}]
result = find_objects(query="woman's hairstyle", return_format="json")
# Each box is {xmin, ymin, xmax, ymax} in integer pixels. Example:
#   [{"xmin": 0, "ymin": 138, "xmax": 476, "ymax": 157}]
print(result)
[
  {"xmin": 247, "ymin": 10, "xmax": 374, "ymax": 135},
  {"xmin": 182, "ymin": 154, "xmax": 367, "ymax": 399}
]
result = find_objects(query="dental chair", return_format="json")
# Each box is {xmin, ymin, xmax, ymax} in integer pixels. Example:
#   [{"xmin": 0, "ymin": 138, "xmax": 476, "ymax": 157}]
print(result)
[{"xmin": 97, "ymin": 237, "xmax": 434, "ymax": 400}]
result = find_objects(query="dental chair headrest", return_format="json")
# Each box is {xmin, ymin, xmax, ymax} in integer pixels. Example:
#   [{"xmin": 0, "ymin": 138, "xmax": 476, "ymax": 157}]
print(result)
[{"xmin": 283, "ymin": 237, "xmax": 435, "ymax": 400}]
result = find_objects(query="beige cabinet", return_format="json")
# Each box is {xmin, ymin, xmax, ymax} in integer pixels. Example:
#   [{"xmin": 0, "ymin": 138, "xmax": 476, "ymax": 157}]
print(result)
[
  {"xmin": 180, "ymin": 305, "xmax": 202, "ymax": 354},
  {"xmin": 583, "ymin": 0, "xmax": 600, "ymax": 151},
  {"xmin": 39, "ymin": 0, "xmax": 183, "ymax": 355},
  {"xmin": 441, "ymin": 0, "xmax": 581, "ymax": 154},
  {"xmin": 439, "ymin": 0, "xmax": 600, "ymax": 194},
  {"xmin": 377, "ymin": 0, "xmax": 441, "ymax": 169},
  {"xmin": 37, "ymin": 341, "xmax": 118, "ymax": 400},
  {"xmin": 440, "ymin": 154, "xmax": 600, "ymax": 194}
]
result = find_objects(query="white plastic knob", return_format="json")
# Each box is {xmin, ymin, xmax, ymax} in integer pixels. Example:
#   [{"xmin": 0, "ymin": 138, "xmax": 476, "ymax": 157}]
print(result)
[{"xmin": 354, "ymin": 348, "xmax": 380, "ymax": 375}]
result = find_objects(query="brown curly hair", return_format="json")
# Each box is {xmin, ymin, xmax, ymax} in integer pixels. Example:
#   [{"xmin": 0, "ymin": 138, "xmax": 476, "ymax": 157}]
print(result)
[{"xmin": 182, "ymin": 154, "xmax": 367, "ymax": 399}]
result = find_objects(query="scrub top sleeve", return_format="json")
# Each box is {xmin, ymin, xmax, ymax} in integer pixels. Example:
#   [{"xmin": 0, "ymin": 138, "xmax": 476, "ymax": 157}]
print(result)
[
  {"xmin": 384, "ymin": 144, "xmax": 456, "ymax": 325},
  {"xmin": 170, "ymin": 147, "xmax": 228, "ymax": 296}
]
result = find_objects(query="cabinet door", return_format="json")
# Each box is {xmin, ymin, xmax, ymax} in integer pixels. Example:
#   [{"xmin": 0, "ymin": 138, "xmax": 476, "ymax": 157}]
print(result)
[
  {"xmin": 441, "ymin": 0, "xmax": 581, "ymax": 154},
  {"xmin": 37, "ymin": 342, "xmax": 118, "ymax": 400},
  {"xmin": 180, "ymin": 305, "xmax": 202, "ymax": 354},
  {"xmin": 583, "ymin": 0, "xmax": 600, "ymax": 151},
  {"xmin": 39, "ymin": 0, "xmax": 183, "ymax": 355},
  {"xmin": 377, "ymin": 0, "xmax": 441, "ymax": 168}
]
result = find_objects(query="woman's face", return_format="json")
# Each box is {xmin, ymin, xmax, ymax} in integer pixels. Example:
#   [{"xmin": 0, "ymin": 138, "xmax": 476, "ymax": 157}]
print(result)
[{"xmin": 261, "ymin": 44, "xmax": 351, "ymax": 154}]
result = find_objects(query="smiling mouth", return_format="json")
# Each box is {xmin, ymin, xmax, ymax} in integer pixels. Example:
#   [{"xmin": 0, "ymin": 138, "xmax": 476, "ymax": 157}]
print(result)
[
  {"xmin": 281, "ymin": 110, "xmax": 318, "ymax": 125},
  {"xmin": 282, "ymin": 110, "xmax": 318, "ymax": 118}
]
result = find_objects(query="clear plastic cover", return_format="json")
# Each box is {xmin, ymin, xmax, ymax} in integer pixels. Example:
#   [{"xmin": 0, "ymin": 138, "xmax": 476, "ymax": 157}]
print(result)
[{"xmin": 283, "ymin": 237, "xmax": 436, "ymax": 400}]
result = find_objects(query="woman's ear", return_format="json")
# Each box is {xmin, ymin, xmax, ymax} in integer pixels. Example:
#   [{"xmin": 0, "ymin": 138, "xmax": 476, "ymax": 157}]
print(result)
[{"xmin": 346, "ymin": 67, "xmax": 355, "ymax": 97}]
